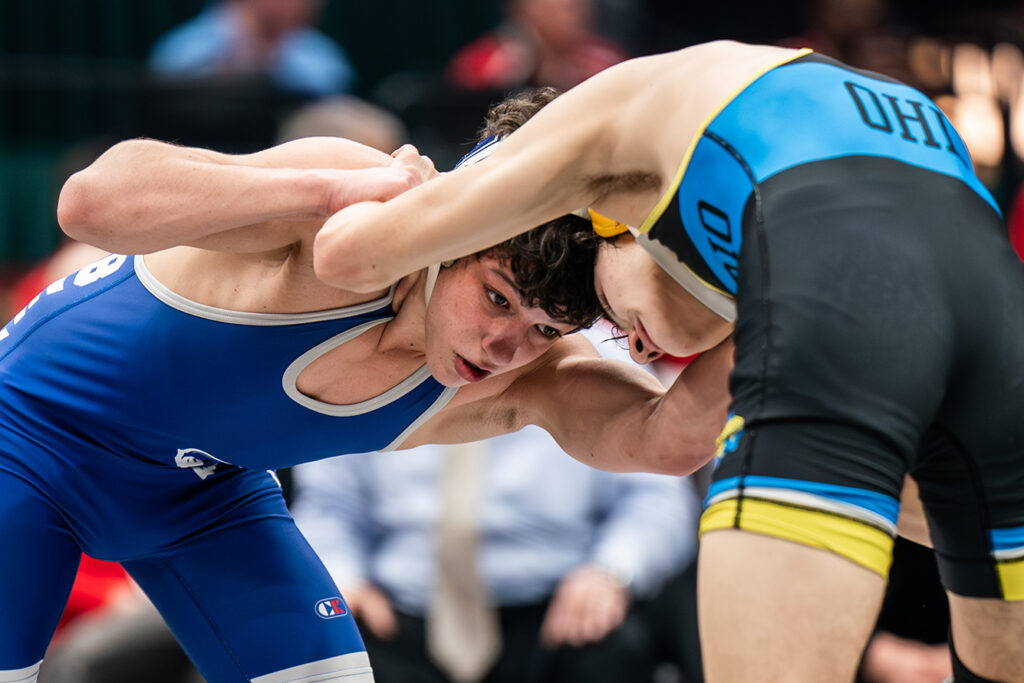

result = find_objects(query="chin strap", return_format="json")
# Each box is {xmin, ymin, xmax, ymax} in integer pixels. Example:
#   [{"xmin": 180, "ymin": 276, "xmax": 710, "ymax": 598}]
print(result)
[
  {"xmin": 424, "ymin": 263, "xmax": 441, "ymax": 307},
  {"xmin": 424, "ymin": 261, "xmax": 455, "ymax": 307},
  {"xmin": 588, "ymin": 208, "xmax": 637, "ymax": 237}
]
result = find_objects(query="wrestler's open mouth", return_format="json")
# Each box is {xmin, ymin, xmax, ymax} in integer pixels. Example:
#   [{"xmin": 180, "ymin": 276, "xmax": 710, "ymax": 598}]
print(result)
[{"xmin": 455, "ymin": 354, "xmax": 490, "ymax": 383}]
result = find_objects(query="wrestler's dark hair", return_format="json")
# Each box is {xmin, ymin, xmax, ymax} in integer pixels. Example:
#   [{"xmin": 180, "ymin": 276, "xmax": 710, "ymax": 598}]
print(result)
[
  {"xmin": 479, "ymin": 86, "xmax": 561, "ymax": 138},
  {"xmin": 470, "ymin": 87, "xmax": 603, "ymax": 329},
  {"xmin": 480, "ymin": 216, "xmax": 603, "ymax": 329}
]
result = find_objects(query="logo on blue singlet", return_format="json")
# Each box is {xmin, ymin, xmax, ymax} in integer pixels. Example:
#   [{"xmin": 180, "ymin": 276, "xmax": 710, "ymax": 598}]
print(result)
[
  {"xmin": 315, "ymin": 597, "xmax": 348, "ymax": 619},
  {"xmin": 175, "ymin": 448, "xmax": 219, "ymax": 480}
]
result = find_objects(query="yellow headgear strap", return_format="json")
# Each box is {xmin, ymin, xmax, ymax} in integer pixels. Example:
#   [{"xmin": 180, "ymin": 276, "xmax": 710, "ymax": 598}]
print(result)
[{"xmin": 588, "ymin": 209, "xmax": 630, "ymax": 238}]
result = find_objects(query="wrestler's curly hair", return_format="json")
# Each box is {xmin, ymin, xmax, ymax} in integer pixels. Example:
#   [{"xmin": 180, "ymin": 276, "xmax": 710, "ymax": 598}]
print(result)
[
  {"xmin": 478, "ymin": 86, "xmax": 561, "ymax": 138},
  {"xmin": 483, "ymin": 215, "xmax": 603, "ymax": 329},
  {"xmin": 471, "ymin": 87, "xmax": 604, "ymax": 329}
]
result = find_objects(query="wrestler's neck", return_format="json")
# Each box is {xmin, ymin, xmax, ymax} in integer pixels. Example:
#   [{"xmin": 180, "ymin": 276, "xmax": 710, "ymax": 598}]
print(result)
[{"xmin": 378, "ymin": 268, "xmax": 430, "ymax": 354}]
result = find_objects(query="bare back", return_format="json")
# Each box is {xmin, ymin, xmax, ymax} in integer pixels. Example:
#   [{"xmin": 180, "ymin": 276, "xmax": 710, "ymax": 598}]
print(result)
[
  {"xmin": 315, "ymin": 41, "xmax": 804, "ymax": 293},
  {"xmin": 578, "ymin": 41, "xmax": 804, "ymax": 225}
]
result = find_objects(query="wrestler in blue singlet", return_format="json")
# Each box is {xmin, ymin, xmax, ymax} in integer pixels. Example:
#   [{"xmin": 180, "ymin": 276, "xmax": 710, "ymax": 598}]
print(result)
[
  {"xmin": 0, "ymin": 254, "xmax": 456, "ymax": 682},
  {"xmin": 634, "ymin": 51, "xmax": 1024, "ymax": 601}
]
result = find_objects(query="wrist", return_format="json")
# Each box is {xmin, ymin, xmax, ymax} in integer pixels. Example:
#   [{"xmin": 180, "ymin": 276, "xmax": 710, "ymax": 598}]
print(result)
[
  {"xmin": 299, "ymin": 168, "xmax": 342, "ymax": 219},
  {"xmin": 237, "ymin": 166, "xmax": 332, "ymax": 223},
  {"xmin": 588, "ymin": 563, "xmax": 634, "ymax": 592}
]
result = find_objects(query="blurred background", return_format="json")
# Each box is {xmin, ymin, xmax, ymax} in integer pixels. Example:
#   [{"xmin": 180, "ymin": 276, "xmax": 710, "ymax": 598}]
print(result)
[
  {"xmin": 5, "ymin": 3, "xmax": 1016, "ymax": 681},
  {"xmin": 3, "ymin": 0, "xmax": 1024, "ymax": 294}
]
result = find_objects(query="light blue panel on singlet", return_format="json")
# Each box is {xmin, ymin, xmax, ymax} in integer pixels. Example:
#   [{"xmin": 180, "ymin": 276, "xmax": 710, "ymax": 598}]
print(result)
[
  {"xmin": 675, "ymin": 135, "xmax": 754, "ymax": 294},
  {"xmin": 705, "ymin": 60, "xmax": 998, "ymax": 213},
  {"xmin": 647, "ymin": 55, "xmax": 1001, "ymax": 299},
  {"xmin": 992, "ymin": 526, "xmax": 1024, "ymax": 557}
]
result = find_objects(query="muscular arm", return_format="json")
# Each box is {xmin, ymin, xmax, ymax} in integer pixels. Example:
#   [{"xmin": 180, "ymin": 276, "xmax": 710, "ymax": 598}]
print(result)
[
  {"xmin": 314, "ymin": 58, "xmax": 658, "ymax": 292},
  {"xmin": 57, "ymin": 137, "xmax": 428, "ymax": 254},
  {"xmin": 514, "ymin": 335, "xmax": 733, "ymax": 475}
]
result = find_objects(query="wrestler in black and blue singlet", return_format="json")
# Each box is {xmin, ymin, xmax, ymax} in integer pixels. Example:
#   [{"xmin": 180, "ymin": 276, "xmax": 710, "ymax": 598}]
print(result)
[
  {"xmin": 636, "ymin": 50, "xmax": 1024, "ymax": 600},
  {"xmin": 0, "ymin": 254, "xmax": 457, "ymax": 682}
]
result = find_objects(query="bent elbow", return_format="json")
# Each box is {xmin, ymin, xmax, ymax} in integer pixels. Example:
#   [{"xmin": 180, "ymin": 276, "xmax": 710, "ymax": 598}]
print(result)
[
  {"xmin": 56, "ymin": 172, "xmax": 101, "ymax": 242},
  {"xmin": 645, "ymin": 435, "xmax": 717, "ymax": 476}
]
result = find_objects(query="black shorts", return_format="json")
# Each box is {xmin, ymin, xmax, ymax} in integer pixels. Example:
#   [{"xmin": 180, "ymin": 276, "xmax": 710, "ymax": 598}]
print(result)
[{"xmin": 701, "ymin": 155, "xmax": 1024, "ymax": 600}]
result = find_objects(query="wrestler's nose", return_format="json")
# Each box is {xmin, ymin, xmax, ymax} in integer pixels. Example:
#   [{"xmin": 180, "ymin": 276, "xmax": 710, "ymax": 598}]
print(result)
[
  {"xmin": 628, "ymin": 329, "xmax": 663, "ymax": 365},
  {"xmin": 483, "ymin": 321, "xmax": 525, "ymax": 366}
]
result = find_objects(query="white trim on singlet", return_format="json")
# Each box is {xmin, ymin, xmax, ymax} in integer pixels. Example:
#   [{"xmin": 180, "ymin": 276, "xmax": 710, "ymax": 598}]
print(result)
[
  {"xmin": 634, "ymin": 234, "xmax": 737, "ymax": 322},
  {"xmin": 136, "ymin": 255, "xmax": 459, "ymax": 426},
  {"xmin": 993, "ymin": 546, "xmax": 1024, "ymax": 562},
  {"xmin": 423, "ymin": 263, "xmax": 441, "ymax": 306},
  {"xmin": 134, "ymin": 255, "xmax": 395, "ymax": 325},
  {"xmin": 250, "ymin": 651, "xmax": 374, "ymax": 682},
  {"xmin": 0, "ymin": 660, "xmax": 41, "ymax": 683},
  {"xmin": 705, "ymin": 486, "xmax": 897, "ymax": 535},
  {"xmin": 379, "ymin": 383, "xmax": 459, "ymax": 452},
  {"xmin": 281, "ymin": 318, "xmax": 458, "ymax": 419}
]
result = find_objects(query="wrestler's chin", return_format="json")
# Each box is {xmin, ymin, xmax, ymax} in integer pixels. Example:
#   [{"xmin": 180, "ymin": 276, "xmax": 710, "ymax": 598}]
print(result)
[{"xmin": 425, "ymin": 354, "xmax": 466, "ymax": 387}]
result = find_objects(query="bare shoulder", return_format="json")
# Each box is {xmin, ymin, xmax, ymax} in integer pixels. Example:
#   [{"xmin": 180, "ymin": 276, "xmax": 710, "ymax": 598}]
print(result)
[
  {"xmin": 142, "ymin": 239, "xmax": 369, "ymax": 313},
  {"xmin": 585, "ymin": 42, "xmax": 806, "ymax": 209}
]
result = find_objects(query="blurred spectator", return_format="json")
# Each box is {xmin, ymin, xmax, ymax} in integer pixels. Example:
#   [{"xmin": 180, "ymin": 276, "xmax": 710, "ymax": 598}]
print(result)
[
  {"xmin": 780, "ymin": 0, "xmax": 918, "ymax": 86},
  {"xmin": 277, "ymin": 95, "xmax": 409, "ymax": 152},
  {"xmin": 781, "ymin": 0, "xmax": 889, "ymax": 61},
  {"xmin": 39, "ymin": 590, "xmax": 205, "ymax": 683},
  {"xmin": 8, "ymin": 242, "xmax": 109, "ymax": 318},
  {"xmin": 149, "ymin": 0, "xmax": 355, "ymax": 98},
  {"xmin": 447, "ymin": 0, "xmax": 628, "ymax": 92},
  {"xmin": 373, "ymin": 0, "xmax": 628, "ymax": 168},
  {"xmin": 290, "ymin": 328, "xmax": 701, "ymax": 683}
]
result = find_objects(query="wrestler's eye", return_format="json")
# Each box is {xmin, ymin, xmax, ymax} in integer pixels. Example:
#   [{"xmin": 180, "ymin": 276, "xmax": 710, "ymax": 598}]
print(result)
[
  {"xmin": 487, "ymin": 289, "xmax": 509, "ymax": 308},
  {"xmin": 596, "ymin": 291, "xmax": 629, "ymax": 335},
  {"xmin": 535, "ymin": 324, "xmax": 561, "ymax": 339}
]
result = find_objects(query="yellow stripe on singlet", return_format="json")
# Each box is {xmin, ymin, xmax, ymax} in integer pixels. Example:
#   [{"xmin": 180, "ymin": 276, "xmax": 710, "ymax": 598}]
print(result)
[
  {"xmin": 700, "ymin": 496, "xmax": 894, "ymax": 578},
  {"xmin": 997, "ymin": 557, "xmax": 1024, "ymax": 601},
  {"xmin": 714, "ymin": 413, "xmax": 745, "ymax": 458}
]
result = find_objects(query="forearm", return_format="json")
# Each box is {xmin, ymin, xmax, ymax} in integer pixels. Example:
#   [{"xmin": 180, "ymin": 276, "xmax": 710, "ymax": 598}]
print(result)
[
  {"xmin": 517, "ymin": 348, "xmax": 687, "ymax": 474},
  {"xmin": 631, "ymin": 338, "xmax": 734, "ymax": 475},
  {"xmin": 57, "ymin": 139, "xmax": 334, "ymax": 254},
  {"xmin": 563, "ymin": 340, "xmax": 732, "ymax": 475},
  {"xmin": 56, "ymin": 136, "xmax": 411, "ymax": 255}
]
